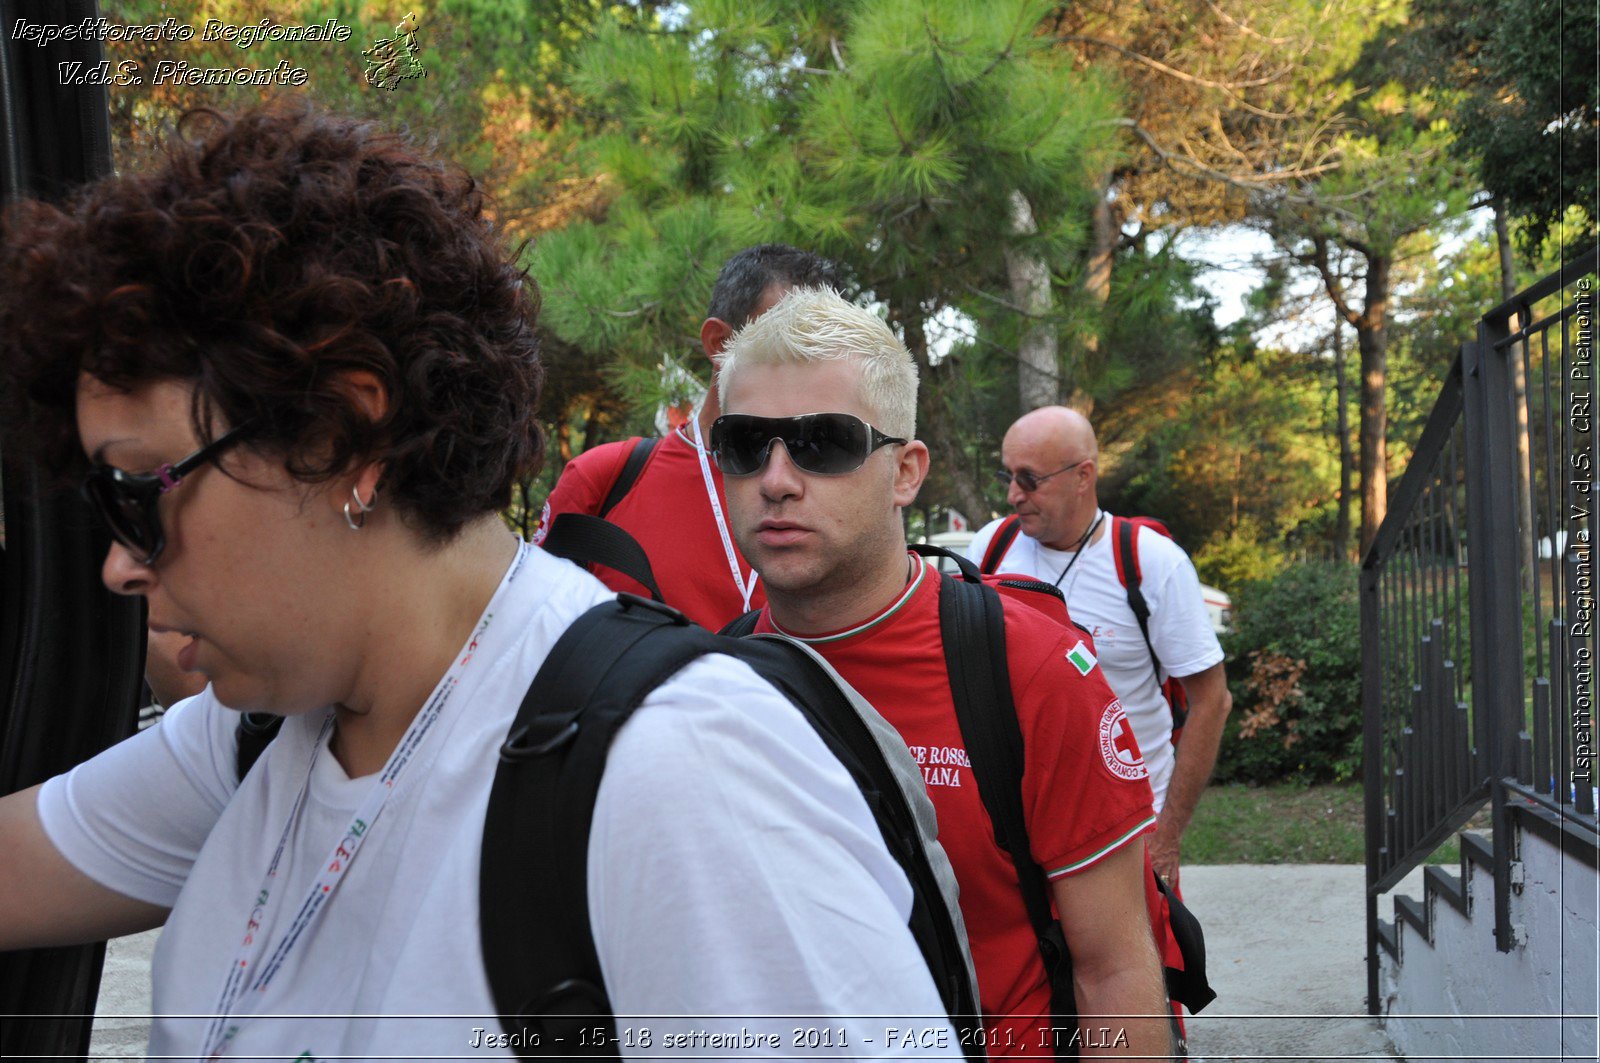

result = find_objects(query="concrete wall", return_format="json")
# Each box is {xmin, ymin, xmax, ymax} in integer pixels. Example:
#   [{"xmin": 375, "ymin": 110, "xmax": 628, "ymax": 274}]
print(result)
[{"xmin": 1379, "ymin": 826, "xmax": 1599, "ymax": 1062}]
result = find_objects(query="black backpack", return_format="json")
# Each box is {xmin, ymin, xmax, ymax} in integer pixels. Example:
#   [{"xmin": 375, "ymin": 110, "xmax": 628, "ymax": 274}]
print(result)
[
  {"xmin": 723, "ymin": 544, "xmax": 1215, "ymax": 1059},
  {"xmin": 235, "ymin": 549, "xmax": 983, "ymax": 1059}
]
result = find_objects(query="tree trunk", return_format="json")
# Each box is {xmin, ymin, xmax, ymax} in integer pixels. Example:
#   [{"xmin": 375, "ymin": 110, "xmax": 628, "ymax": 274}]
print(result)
[
  {"xmin": 896, "ymin": 300, "xmax": 989, "ymax": 522},
  {"xmin": 919, "ymin": 373, "xmax": 988, "ymax": 521},
  {"xmin": 1232, "ymin": 451, "xmax": 1241, "ymax": 531},
  {"xmin": 1358, "ymin": 255, "xmax": 1390, "ymax": 556},
  {"xmin": 582, "ymin": 403, "xmax": 602, "ymax": 451},
  {"xmin": 1078, "ymin": 173, "xmax": 1116, "ymax": 413},
  {"xmin": 556, "ymin": 417, "xmax": 574, "ymax": 465},
  {"xmin": 1005, "ymin": 190, "xmax": 1059, "ymax": 411},
  {"xmin": 1497, "ymin": 200, "xmax": 1536, "ymax": 589},
  {"xmin": 1333, "ymin": 314, "xmax": 1352, "ymax": 561}
]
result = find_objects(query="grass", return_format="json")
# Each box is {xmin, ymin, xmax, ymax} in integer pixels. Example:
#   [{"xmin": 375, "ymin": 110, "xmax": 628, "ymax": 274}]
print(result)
[
  {"xmin": 1185, "ymin": 782, "xmax": 1478, "ymax": 865},
  {"xmin": 1185, "ymin": 783, "xmax": 1367, "ymax": 864}
]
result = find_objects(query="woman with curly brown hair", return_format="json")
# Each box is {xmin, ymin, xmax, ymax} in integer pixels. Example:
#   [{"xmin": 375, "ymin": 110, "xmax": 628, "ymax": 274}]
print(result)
[{"xmin": 0, "ymin": 105, "xmax": 959, "ymax": 1059}]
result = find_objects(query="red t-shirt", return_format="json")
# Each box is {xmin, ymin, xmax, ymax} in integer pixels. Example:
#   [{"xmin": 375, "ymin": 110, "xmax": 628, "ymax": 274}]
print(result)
[
  {"xmin": 538, "ymin": 427, "xmax": 766, "ymax": 630},
  {"xmin": 756, "ymin": 557, "xmax": 1157, "ymax": 1057}
]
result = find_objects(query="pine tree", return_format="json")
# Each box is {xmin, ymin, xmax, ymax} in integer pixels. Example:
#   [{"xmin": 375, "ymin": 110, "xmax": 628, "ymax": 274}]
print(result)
[{"xmin": 532, "ymin": 0, "xmax": 1123, "ymax": 516}]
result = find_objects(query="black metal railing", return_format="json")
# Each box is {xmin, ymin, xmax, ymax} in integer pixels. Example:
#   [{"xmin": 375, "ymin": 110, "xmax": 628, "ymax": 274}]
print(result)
[{"xmin": 1363, "ymin": 246, "xmax": 1599, "ymax": 1009}]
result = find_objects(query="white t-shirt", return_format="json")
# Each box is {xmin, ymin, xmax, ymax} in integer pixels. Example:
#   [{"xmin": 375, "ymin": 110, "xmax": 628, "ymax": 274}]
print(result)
[
  {"xmin": 967, "ymin": 514, "xmax": 1224, "ymax": 810},
  {"xmin": 39, "ymin": 543, "xmax": 959, "ymax": 1060}
]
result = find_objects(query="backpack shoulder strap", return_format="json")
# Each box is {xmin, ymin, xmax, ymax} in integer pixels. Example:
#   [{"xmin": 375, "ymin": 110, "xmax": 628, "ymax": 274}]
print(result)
[
  {"xmin": 1114, "ymin": 516, "xmax": 1165, "ymax": 678},
  {"xmin": 978, "ymin": 514, "xmax": 1024, "ymax": 575},
  {"xmin": 732, "ymin": 634, "xmax": 984, "ymax": 1053},
  {"xmin": 909, "ymin": 540, "xmax": 984, "ymax": 583},
  {"xmin": 934, "ymin": 573, "xmax": 1079, "ymax": 1052},
  {"xmin": 235, "ymin": 712, "xmax": 284, "ymax": 780},
  {"xmin": 597, "ymin": 436, "xmax": 658, "ymax": 519},
  {"xmin": 481, "ymin": 594, "xmax": 710, "ymax": 1056},
  {"xmin": 717, "ymin": 608, "xmax": 761, "ymax": 637},
  {"xmin": 539, "ymin": 512, "xmax": 665, "ymax": 602}
]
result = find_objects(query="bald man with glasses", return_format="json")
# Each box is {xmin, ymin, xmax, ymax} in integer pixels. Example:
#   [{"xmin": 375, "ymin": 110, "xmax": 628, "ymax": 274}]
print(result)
[{"xmin": 970, "ymin": 407, "xmax": 1231, "ymax": 887}]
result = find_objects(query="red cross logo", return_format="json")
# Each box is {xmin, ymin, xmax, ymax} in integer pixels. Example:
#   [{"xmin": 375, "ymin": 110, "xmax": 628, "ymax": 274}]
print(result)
[
  {"xmin": 1098, "ymin": 701, "xmax": 1148, "ymax": 781},
  {"xmin": 1110, "ymin": 716, "xmax": 1140, "ymax": 766}
]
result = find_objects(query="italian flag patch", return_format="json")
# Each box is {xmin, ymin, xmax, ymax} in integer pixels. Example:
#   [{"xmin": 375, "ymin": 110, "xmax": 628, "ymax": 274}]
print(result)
[{"xmin": 1065, "ymin": 640, "xmax": 1097, "ymax": 676}]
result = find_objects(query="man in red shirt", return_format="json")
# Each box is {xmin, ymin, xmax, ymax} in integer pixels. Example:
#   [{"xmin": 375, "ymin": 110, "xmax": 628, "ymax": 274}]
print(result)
[
  {"xmin": 538, "ymin": 245, "xmax": 840, "ymax": 629},
  {"xmin": 713, "ymin": 287, "xmax": 1174, "ymax": 1059}
]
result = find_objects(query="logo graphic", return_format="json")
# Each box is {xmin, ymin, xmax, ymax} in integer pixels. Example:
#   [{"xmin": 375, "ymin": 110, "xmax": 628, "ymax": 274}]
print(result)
[
  {"xmin": 362, "ymin": 11, "xmax": 425, "ymax": 91},
  {"xmin": 530, "ymin": 501, "xmax": 552, "ymax": 545},
  {"xmin": 1097, "ymin": 701, "xmax": 1148, "ymax": 780},
  {"xmin": 1065, "ymin": 639, "xmax": 1097, "ymax": 675}
]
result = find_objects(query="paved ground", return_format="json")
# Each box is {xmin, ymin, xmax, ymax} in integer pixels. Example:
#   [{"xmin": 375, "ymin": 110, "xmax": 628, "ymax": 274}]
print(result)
[
  {"xmin": 1180, "ymin": 864, "xmax": 1402, "ymax": 1062},
  {"xmin": 89, "ymin": 865, "xmax": 1403, "ymax": 1061},
  {"xmin": 91, "ymin": 926, "xmax": 160, "ymax": 1060}
]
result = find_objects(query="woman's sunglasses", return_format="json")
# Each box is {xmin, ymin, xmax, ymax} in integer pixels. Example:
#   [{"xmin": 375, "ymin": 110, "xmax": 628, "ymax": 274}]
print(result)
[
  {"xmin": 710, "ymin": 413, "xmax": 907, "ymax": 477},
  {"xmin": 80, "ymin": 423, "xmax": 253, "ymax": 565}
]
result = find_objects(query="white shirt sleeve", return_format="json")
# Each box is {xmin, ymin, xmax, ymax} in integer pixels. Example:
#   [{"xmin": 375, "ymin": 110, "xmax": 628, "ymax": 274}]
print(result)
[
  {"xmin": 1145, "ymin": 540, "xmax": 1225, "ymax": 680},
  {"xmin": 588, "ymin": 654, "xmax": 960, "ymax": 1058},
  {"xmin": 36, "ymin": 691, "xmax": 239, "ymax": 907}
]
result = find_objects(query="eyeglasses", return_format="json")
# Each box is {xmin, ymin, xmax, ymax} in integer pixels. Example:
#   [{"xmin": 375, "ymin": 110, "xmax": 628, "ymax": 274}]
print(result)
[
  {"xmin": 80, "ymin": 423, "xmax": 254, "ymax": 565},
  {"xmin": 995, "ymin": 458, "xmax": 1090, "ymax": 493},
  {"xmin": 710, "ymin": 413, "xmax": 907, "ymax": 477}
]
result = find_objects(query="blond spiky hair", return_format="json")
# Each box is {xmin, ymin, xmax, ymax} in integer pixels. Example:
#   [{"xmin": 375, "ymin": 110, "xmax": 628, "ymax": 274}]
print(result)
[{"xmin": 717, "ymin": 287, "xmax": 919, "ymax": 439}]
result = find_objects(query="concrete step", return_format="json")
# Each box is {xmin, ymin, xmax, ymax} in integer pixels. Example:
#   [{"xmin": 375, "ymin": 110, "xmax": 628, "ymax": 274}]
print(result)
[
  {"xmin": 1423, "ymin": 864, "xmax": 1468, "ymax": 915},
  {"xmin": 1378, "ymin": 829, "xmax": 1494, "ymax": 960}
]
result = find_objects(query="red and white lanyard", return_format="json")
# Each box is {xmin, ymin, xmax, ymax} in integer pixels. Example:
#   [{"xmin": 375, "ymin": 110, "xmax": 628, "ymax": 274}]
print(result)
[
  {"xmin": 201, "ymin": 543, "xmax": 527, "ymax": 1058},
  {"xmin": 687, "ymin": 416, "xmax": 758, "ymax": 613}
]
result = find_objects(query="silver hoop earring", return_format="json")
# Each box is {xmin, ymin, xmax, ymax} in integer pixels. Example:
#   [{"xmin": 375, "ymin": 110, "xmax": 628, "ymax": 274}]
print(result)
[{"xmin": 344, "ymin": 485, "xmax": 377, "ymax": 531}]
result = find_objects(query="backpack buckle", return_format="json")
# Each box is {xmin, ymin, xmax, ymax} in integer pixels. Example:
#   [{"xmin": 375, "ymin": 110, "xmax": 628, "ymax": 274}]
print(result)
[
  {"xmin": 530, "ymin": 977, "xmax": 610, "ymax": 1013},
  {"xmin": 239, "ymin": 712, "xmax": 279, "ymax": 737},
  {"xmin": 616, "ymin": 592, "xmax": 689, "ymax": 624},
  {"xmin": 504, "ymin": 980, "xmax": 613, "ymax": 1051},
  {"xmin": 500, "ymin": 717, "xmax": 580, "ymax": 761}
]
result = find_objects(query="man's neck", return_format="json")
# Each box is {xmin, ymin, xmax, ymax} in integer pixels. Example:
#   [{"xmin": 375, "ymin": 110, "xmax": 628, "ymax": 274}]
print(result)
[
  {"xmin": 766, "ymin": 547, "xmax": 916, "ymax": 637},
  {"xmin": 694, "ymin": 385, "xmax": 721, "ymax": 440},
  {"xmin": 1040, "ymin": 507, "xmax": 1105, "ymax": 553}
]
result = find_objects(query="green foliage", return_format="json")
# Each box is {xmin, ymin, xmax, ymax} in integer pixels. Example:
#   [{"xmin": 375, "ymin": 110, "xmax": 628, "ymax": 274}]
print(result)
[
  {"xmin": 1397, "ymin": 0, "xmax": 1597, "ymax": 252},
  {"xmin": 1215, "ymin": 561, "xmax": 1364, "ymax": 784},
  {"xmin": 1110, "ymin": 342, "xmax": 1341, "ymax": 563},
  {"xmin": 1089, "ymin": 240, "xmax": 1221, "ymax": 399},
  {"xmin": 90, "ymin": 0, "xmax": 1534, "ymax": 563},
  {"xmin": 530, "ymin": 0, "xmax": 1127, "ymax": 477},
  {"xmin": 1193, "ymin": 517, "xmax": 1290, "ymax": 591}
]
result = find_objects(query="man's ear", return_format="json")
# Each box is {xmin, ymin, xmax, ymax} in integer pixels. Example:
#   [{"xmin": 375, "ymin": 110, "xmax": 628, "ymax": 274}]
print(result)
[
  {"xmin": 1075, "ymin": 459, "xmax": 1098, "ymax": 499},
  {"xmin": 700, "ymin": 316, "xmax": 735, "ymax": 364},
  {"xmin": 892, "ymin": 440, "xmax": 931, "ymax": 509}
]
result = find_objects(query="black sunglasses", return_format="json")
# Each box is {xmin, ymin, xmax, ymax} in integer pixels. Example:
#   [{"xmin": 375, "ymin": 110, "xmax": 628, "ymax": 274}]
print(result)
[
  {"xmin": 80, "ymin": 423, "xmax": 254, "ymax": 565},
  {"xmin": 711, "ymin": 413, "xmax": 907, "ymax": 477},
  {"xmin": 995, "ymin": 458, "xmax": 1090, "ymax": 493}
]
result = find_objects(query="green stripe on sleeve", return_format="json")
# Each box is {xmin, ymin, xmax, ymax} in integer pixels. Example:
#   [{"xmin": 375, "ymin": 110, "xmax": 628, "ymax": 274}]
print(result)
[{"xmin": 1045, "ymin": 815, "xmax": 1157, "ymax": 879}]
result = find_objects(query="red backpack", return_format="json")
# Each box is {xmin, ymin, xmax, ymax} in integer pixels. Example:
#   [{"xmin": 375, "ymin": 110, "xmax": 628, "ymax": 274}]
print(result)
[{"xmin": 979, "ymin": 513, "xmax": 1192, "ymax": 746}]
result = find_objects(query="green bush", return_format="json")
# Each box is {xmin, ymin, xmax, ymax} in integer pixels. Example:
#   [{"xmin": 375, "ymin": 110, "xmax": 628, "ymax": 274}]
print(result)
[
  {"xmin": 1192, "ymin": 516, "xmax": 1289, "ymax": 590},
  {"xmin": 1215, "ymin": 561, "xmax": 1363, "ymax": 784}
]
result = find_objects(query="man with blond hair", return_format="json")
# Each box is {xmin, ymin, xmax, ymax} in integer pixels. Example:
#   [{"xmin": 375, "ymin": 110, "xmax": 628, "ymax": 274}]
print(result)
[
  {"xmin": 539, "ymin": 244, "xmax": 840, "ymax": 628},
  {"xmin": 968, "ymin": 407, "xmax": 1231, "ymax": 886},
  {"xmin": 713, "ymin": 288, "xmax": 1174, "ymax": 1059}
]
